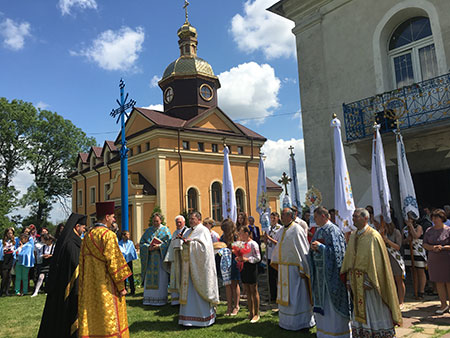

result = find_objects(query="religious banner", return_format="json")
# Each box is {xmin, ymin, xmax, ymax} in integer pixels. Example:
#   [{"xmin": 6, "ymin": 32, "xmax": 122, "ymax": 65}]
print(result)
[
  {"xmin": 305, "ymin": 186, "xmax": 322, "ymax": 227},
  {"xmin": 288, "ymin": 146, "xmax": 301, "ymax": 213},
  {"xmin": 222, "ymin": 145, "xmax": 237, "ymax": 222},
  {"xmin": 256, "ymin": 156, "xmax": 270, "ymax": 232},
  {"xmin": 371, "ymin": 124, "xmax": 392, "ymax": 223},
  {"xmin": 395, "ymin": 130, "xmax": 419, "ymax": 220},
  {"xmin": 331, "ymin": 116, "xmax": 356, "ymax": 232}
]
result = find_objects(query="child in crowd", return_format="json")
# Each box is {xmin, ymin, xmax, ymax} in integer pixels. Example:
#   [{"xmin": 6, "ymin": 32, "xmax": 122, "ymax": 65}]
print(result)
[
  {"xmin": 31, "ymin": 235, "xmax": 55, "ymax": 297},
  {"xmin": 221, "ymin": 219, "xmax": 240, "ymax": 316},
  {"xmin": 118, "ymin": 231, "xmax": 138, "ymax": 295},
  {"xmin": 1, "ymin": 228, "xmax": 16, "ymax": 296},
  {"xmin": 14, "ymin": 233, "xmax": 35, "ymax": 296},
  {"xmin": 237, "ymin": 226, "xmax": 261, "ymax": 323}
]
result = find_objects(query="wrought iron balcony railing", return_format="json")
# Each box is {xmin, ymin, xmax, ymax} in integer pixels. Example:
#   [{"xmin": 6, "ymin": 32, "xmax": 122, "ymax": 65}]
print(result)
[{"xmin": 343, "ymin": 72, "xmax": 450, "ymax": 141}]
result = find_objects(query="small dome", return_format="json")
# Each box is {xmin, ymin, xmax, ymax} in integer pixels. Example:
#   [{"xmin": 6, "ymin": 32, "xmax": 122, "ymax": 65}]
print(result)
[
  {"xmin": 177, "ymin": 22, "xmax": 197, "ymax": 39},
  {"xmin": 161, "ymin": 56, "xmax": 216, "ymax": 81}
]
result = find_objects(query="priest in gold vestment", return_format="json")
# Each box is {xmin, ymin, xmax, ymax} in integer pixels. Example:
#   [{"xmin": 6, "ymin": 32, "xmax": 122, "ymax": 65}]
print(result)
[
  {"xmin": 341, "ymin": 208, "xmax": 402, "ymax": 337},
  {"xmin": 78, "ymin": 202, "xmax": 132, "ymax": 338}
]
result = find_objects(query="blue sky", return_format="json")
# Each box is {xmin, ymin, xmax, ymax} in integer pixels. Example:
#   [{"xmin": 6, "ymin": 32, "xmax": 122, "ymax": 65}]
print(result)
[{"xmin": 1, "ymin": 0, "xmax": 306, "ymax": 221}]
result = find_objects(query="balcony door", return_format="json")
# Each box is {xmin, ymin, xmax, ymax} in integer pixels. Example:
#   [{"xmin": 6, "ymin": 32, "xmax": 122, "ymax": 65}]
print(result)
[{"xmin": 389, "ymin": 17, "xmax": 438, "ymax": 88}]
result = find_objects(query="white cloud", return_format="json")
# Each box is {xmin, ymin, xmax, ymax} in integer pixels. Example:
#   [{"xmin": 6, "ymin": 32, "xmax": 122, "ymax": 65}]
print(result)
[
  {"xmin": 230, "ymin": 0, "xmax": 295, "ymax": 59},
  {"xmin": 143, "ymin": 104, "xmax": 163, "ymax": 111},
  {"xmin": 218, "ymin": 62, "xmax": 280, "ymax": 123},
  {"xmin": 150, "ymin": 75, "xmax": 161, "ymax": 88},
  {"xmin": 35, "ymin": 101, "xmax": 50, "ymax": 110},
  {"xmin": 59, "ymin": 0, "xmax": 97, "ymax": 16},
  {"xmin": 0, "ymin": 18, "xmax": 31, "ymax": 50},
  {"xmin": 71, "ymin": 26, "xmax": 145, "ymax": 71},
  {"xmin": 262, "ymin": 138, "xmax": 307, "ymax": 204}
]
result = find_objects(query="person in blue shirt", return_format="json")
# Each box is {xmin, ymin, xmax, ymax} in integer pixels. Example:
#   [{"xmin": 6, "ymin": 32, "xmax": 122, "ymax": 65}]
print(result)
[
  {"xmin": 14, "ymin": 233, "xmax": 35, "ymax": 295},
  {"xmin": 119, "ymin": 231, "xmax": 138, "ymax": 296}
]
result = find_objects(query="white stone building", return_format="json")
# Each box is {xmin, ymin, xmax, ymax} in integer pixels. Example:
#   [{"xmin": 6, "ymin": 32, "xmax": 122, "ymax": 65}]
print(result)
[{"xmin": 269, "ymin": 0, "xmax": 450, "ymax": 221}]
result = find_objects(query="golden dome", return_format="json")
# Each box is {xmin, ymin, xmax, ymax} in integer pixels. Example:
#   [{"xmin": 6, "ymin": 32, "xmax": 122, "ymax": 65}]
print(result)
[
  {"xmin": 161, "ymin": 56, "xmax": 216, "ymax": 81},
  {"xmin": 177, "ymin": 22, "xmax": 197, "ymax": 39}
]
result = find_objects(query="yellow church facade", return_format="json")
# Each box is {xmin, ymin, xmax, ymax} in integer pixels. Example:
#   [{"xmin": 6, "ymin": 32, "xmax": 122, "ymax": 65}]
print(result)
[{"xmin": 70, "ymin": 19, "xmax": 282, "ymax": 242}]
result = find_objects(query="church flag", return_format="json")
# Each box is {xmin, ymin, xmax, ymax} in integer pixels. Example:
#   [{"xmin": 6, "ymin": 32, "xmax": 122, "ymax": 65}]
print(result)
[
  {"xmin": 371, "ymin": 124, "xmax": 392, "ymax": 224},
  {"xmin": 395, "ymin": 130, "xmax": 419, "ymax": 220},
  {"xmin": 289, "ymin": 152, "xmax": 301, "ymax": 214},
  {"xmin": 222, "ymin": 146, "xmax": 237, "ymax": 222},
  {"xmin": 256, "ymin": 156, "xmax": 270, "ymax": 232},
  {"xmin": 331, "ymin": 116, "xmax": 356, "ymax": 232}
]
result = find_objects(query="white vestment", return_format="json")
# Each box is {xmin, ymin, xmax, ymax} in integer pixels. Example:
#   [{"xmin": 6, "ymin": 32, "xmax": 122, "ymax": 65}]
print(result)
[
  {"xmin": 178, "ymin": 223, "xmax": 219, "ymax": 327},
  {"xmin": 351, "ymin": 287, "xmax": 395, "ymax": 337},
  {"xmin": 164, "ymin": 227, "xmax": 186, "ymax": 305},
  {"xmin": 315, "ymin": 285, "xmax": 351, "ymax": 338},
  {"xmin": 271, "ymin": 222, "xmax": 315, "ymax": 331}
]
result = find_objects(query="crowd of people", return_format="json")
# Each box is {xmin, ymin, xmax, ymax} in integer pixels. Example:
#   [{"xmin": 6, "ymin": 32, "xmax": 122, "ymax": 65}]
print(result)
[{"xmin": 0, "ymin": 202, "xmax": 449, "ymax": 337}]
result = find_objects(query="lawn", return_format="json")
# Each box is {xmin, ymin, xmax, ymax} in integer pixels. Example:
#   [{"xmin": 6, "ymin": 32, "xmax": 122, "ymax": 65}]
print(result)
[{"xmin": 0, "ymin": 262, "xmax": 315, "ymax": 338}]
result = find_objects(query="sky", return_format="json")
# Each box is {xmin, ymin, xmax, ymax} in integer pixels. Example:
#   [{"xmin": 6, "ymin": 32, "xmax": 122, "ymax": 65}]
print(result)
[{"xmin": 1, "ymin": 0, "xmax": 307, "ymax": 222}]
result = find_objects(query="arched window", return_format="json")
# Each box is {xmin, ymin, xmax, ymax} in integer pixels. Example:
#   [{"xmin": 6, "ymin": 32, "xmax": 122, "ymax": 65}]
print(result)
[
  {"xmin": 389, "ymin": 16, "xmax": 437, "ymax": 88},
  {"xmin": 211, "ymin": 182, "xmax": 222, "ymax": 222},
  {"xmin": 235, "ymin": 188, "xmax": 245, "ymax": 214},
  {"xmin": 187, "ymin": 188, "xmax": 198, "ymax": 214}
]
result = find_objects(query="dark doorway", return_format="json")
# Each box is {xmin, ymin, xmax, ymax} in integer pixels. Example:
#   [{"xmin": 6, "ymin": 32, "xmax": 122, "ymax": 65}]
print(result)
[{"xmin": 413, "ymin": 169, "xmax": 450, "ymax": 209}]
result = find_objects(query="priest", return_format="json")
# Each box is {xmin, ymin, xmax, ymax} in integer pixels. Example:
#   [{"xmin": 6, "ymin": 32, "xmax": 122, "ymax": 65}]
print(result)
[
  {"xmin": 78, "ymin": 202, "xmax": 132, "ymax": 338},
  {"xmin": 271, "ymin": 207, "xmax": 315, "ymax": 331},
  {"xmin": 164, "ymin": 215, "xmax": 187, "ymax": 305},
  {"xmin": 179, "ymin": 211, "xmax": 219, "ymax": 327},
  {"xmin": 309, "ymin": 207, "xmax": 351, "ymax": 338},
  {"xmin": 341, "ymin": 208, "xmax": 402, "ymax": 337},
  {"xmin": 38, "ymin": 213, "xmax": 87, "ymax": 338}
]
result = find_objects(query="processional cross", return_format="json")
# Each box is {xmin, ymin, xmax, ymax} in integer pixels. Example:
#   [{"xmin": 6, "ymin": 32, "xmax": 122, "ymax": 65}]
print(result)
[
  {"xmin": 278, "ymin": 172, "xmax": 292, "ymax": 196},
  {"xmin": 110, "ymin": 79, "xmax": 136, "ymax": 231}
]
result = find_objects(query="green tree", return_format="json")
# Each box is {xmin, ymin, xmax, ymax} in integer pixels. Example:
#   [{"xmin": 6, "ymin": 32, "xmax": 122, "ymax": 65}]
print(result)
[
  {"xmin": 21, "ymin": 109, "xmax": 96, "ymax": 227},
  {"xmin": 0, "ymin": 98, "xmax": 37, "ymax": 228}
]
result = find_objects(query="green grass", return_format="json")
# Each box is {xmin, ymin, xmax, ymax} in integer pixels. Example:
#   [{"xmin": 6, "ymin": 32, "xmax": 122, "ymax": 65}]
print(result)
[
  {"xmin": 0, "ymin": 261, "xmax": 315, "ymax": 338},
  {"xmin": 432, "ymin": 328, "xmax": 450, "ymax": 338}
]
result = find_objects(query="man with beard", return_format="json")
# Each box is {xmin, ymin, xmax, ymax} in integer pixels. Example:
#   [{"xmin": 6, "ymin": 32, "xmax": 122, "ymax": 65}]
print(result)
[{"xmin": 38, "ymin": 213, "xmax": 87, "ymax": 338}]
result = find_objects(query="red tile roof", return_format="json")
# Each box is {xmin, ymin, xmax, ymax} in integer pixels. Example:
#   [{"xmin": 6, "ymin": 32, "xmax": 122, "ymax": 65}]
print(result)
[
  {"xmin": 79, "ymin": 153, "xmax": 88, "ymax": 164},
  {"xmin": 91, "ymin": 146, "xmax": 103, "ymax": 158},
  {"xmin": 266, "ymin": 177, "xmax": 283, "ymax": 191}
]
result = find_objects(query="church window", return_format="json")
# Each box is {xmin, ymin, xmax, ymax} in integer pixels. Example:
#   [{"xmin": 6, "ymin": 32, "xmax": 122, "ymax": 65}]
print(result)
[
  {"xmin": 146, "ymin": 142, "xmax": 150, "ymax": 151},
  {"xmin": 212, "ymin": 144, "xmax": 218, "ymax": 153},
  {"xmin": 182, "ymin": 141, "xmax": 190, "ymax": 150},
  {"xmin": 137, "ymin": 145, "xmax": 141, "ymax": 154},
  {"xmin": 198, "ymin": 142, "xmax": 204, "ymax": 151},
  {"xmin": 90, "ymin": 187, "xmax": 96, "ymax": 205},
  {"xmin": 77, "ymin": 190, "xmax": 83, "ymax": 207},
  {"xmin": 389, "ymin": 17, "xmax": 437, "ymax": 88},
  {"xmin": 236, "ymin": 188, "xmax": 245, "ymax": 213},
  {"xmin": 237, "ymin": 146, "xmax": 243, "ymax": 155},
  {"xmin": 104, "ymin": 183, "xmax": 110, "ymax": 201},
  {"xmin": 211, "ymin": 182, "xmax": 222, "ymax": 222},
  {"xmin": 187, "ymin": 188, "xmax": 198, "ymax": 214},
  {"xmin": 129, "ymin": 148, "xmax": 133, "ymax": 157},
  {"xmin": 200, "ymin": 84, "xmax": 213, "ymax": 101},
  {"xmin": 164, "ymin": 87, "xmax": 174, "ymax": 104}
]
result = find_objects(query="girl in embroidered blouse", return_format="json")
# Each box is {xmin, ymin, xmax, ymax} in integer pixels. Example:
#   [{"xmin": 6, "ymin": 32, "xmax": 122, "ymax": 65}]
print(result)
[{"xmin": 237, "ymin": 226, "xmax": 261, "ymax": 323}]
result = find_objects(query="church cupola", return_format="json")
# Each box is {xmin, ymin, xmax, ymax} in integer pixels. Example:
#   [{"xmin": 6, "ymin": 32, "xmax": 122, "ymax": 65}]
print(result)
[{"xmin": 157, "ymin": 2, "xmax": 221, "ymax": 121}]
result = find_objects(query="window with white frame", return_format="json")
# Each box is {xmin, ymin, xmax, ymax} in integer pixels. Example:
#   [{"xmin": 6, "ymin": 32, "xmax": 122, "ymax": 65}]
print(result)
[
  {"xmin": 104, "ymin": 183, "xmax": 111, "ymax": 201},
  {"xmin": 90, "ymin": 187, "xmax": 96, "ymax": 204},
  {"xmin": 389, "ymin": 16, "xmax": 438, "ymax": 88}
]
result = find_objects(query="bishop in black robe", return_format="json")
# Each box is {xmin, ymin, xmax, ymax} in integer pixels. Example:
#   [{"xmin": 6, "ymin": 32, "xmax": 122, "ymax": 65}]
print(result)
[{"xmin": 37, "ymin": 213, "xmax": 86, "ymax": 338}]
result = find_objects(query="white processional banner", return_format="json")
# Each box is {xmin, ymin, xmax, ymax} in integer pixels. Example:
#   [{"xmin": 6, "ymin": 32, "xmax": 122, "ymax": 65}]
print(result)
[
  {"xmin": 222, "ymin": 146, "xmax": 237, "ymax": 222},
  {"xmin": 331, "ymin": 117, "xmax": 356, "ymax": 232},
  {"xmin": 371, "ymin": 124, "xmax": 392, "ymax": 224}
]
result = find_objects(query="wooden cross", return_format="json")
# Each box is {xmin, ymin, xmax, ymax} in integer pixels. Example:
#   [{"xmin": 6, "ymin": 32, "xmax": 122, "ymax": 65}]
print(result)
[{"xmin": 278, "ymin": 172, "xmax": 292, "ymax": 195}]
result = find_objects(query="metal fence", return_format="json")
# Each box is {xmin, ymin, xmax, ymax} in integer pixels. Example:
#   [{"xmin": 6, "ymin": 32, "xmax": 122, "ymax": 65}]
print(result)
[{"xmin": 343, "ymin": 73, "xmax": 450, "ymax": 141}]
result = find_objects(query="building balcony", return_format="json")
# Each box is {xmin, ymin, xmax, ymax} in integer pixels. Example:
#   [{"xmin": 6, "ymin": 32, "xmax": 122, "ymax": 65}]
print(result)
[{"xmin": 343, "ymin": 72, "xmax": 450, "ymax": 142}]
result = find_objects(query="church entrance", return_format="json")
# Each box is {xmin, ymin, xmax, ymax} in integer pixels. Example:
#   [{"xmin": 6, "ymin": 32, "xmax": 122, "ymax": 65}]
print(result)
[{"xmin": 413, "ymin": 169, "xmax": 450, "ymax": 209}]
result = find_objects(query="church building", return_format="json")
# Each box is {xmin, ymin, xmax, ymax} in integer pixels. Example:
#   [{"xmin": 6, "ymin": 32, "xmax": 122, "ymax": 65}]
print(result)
[
  {"xmin": 269, "ymin": 0, "xmax": 450, "ymax": 220},
  {"xmin": 70, "ymin": 18, "xmax": 282, "ymax": 242}
]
